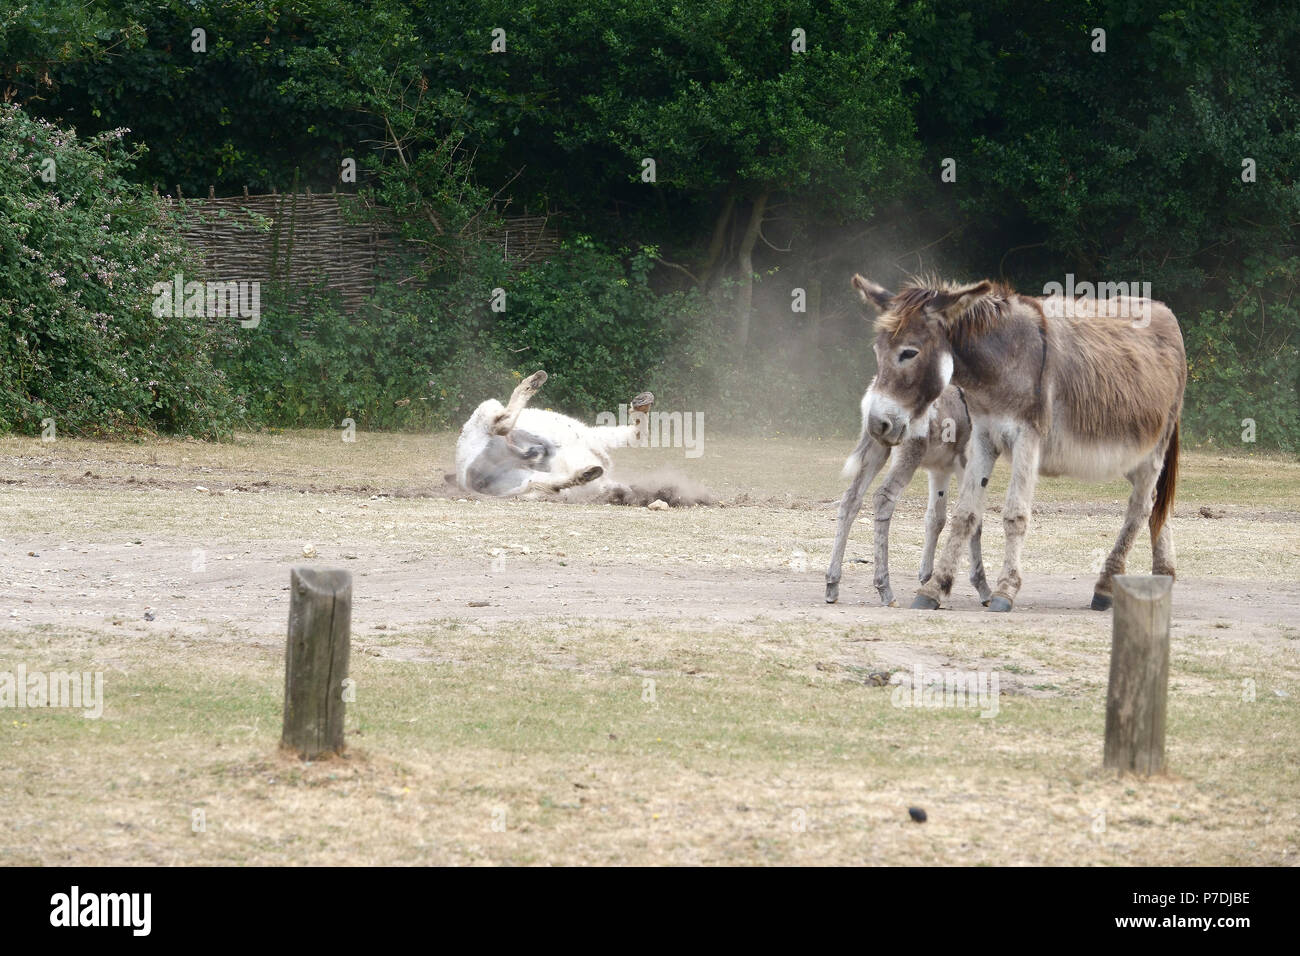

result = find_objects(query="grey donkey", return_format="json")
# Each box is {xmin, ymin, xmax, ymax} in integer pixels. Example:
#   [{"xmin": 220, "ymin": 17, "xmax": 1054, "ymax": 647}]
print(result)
[{"xmin": 826, "ymin": 381, "xmax": 992, "ymax": 606}]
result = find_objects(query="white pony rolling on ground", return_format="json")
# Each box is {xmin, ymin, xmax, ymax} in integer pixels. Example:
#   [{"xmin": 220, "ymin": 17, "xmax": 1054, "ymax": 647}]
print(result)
[{"xmin": 454, "ymin": 370, "xmax": 655, "ymax": 500}]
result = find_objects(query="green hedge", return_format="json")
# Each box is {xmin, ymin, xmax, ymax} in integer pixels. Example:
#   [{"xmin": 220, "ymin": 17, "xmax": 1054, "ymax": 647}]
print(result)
[{"xmin": 0, "ymin": 104, "xmax": 240, "ymax": 438}]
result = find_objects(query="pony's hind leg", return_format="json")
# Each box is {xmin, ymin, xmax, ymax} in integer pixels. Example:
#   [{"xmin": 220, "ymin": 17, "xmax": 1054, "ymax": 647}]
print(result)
[
  {"xmin": 950, "ymin": 457, "xmax": 992, "ymax": 604},
  {"xmin": 493, "ymin": 370, "xmax": 548, "ymax": 435},
  {"xmin": 919, "ymin": 468, "xmax": 952, "ymax": 585},
  {"xmin": 1091, "ymin": 453, "xmax": 1163, "ymax": 610},
  {"xmin": 590, "ymin": 391, "xmax": 656, "ymax": 451},
  {"xmin": 988, "ymin": 432, "xmax": 1041, "ymax": 612},
  {"xmin": 628, "ymin": 390, "xmax": 654, "ymax": 443},
  {"xmin": 968, "ymin": 520, "xmax": 992, "ymax": 605},
  {"xmin": 913, "ymin": 428, "xmax": 1000, "ymax": 609}
]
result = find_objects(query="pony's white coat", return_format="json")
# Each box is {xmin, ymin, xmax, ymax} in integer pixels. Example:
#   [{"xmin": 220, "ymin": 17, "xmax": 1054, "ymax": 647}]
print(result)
[{"xmin": 456, "ymin": 396, "xmax": 642, "ymax": 499}]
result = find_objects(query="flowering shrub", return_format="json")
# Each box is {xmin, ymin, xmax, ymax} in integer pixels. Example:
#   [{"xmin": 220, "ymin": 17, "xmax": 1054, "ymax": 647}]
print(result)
[{"xmin": 0, "ymin": 103, "xmax": 239, "ymax": 437}]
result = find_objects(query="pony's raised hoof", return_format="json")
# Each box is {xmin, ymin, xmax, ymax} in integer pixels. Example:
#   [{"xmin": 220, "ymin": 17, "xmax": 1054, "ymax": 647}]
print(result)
[
  {"xmin": 1090, "ymin": 592, "xmax": 1113, "ymax": 611},
  {"xmin": 825, "ymin": 581, "xmax": 839, "ymax": 604},
  {"xmin": 630, "ymin": 391, "xmax": 655, "ymax": 413},
  {"xmin": 517, "ymin": 370, "xmax": 548, "ymax": 395},
  {"xmin": 987, "ymin": 595, "xmax": 1013, "ymax": 613},
  {"xmin": 911, "ymin": 594, "xmax": 941, "ymax": 610}
]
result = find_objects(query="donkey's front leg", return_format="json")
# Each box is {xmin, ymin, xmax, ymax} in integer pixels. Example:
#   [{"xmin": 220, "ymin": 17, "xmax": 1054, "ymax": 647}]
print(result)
[
  {"xmin": 826, "ymin": 438, "xmax": 889, "ymax": 603},
  {"xmin": 988, "ymin": 432, "xmax": 1041, "ymax": 612},
  {"xmin": 912, "ymin": 429, "xmax": 999, "ymax": 609},
  {"xmin": 529, "ymin": 464, "xmax": 606, "ymax": 494},
  {"xmin": 872, "ymin": 439, "xmax": 926, "ymax": 606}
]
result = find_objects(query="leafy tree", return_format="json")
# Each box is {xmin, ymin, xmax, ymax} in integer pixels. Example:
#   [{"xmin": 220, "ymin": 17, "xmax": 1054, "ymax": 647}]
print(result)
[
  {"xmin": 903, "ymin": 0, "xmax": 1300, "ymax": 446},
  {"xmin": 406, "ymin": 0, "xmax": 918, "ymax": 347},
  {"xmin": 0, "ymin": 0, "xmax": 139, "ymax": 103},
  {"xmin": 8, "ymin": 1, "xmax": 372, "ymax": 194},
  {"xmin": 4, "ymin": 0, "xmax": 1298, "ymax": 445}
]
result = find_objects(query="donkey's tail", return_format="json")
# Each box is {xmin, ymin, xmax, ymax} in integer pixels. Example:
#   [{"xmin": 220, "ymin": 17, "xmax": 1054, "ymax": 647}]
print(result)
[{"xmin": 1150, "ymin": 419, "xmax": 1179, "ymax": 539}]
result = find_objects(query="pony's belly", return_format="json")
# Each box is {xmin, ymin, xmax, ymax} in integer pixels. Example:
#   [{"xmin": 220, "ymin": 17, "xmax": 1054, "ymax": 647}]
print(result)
[
  {"xmin": 1039, "ymin": 434, "xmax": 1147, "ymax": 481},
  {"xmin": 516, "ymin": 408, "xmax": 586, "ymax": 445}
]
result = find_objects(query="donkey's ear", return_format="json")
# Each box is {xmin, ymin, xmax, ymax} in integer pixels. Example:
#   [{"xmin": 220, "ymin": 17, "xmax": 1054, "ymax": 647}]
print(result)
[
  {"xmin": 851, "ymin": 274, "xmax": 893, "ymax": 313},
  {"xmin": 928, "ymin": 280, "xmax": 993, "ymax": 323}
]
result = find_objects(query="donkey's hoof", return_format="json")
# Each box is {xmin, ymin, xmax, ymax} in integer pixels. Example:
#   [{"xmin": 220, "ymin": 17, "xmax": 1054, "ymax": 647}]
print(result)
[
  {"xmin": 987, "ymin": 595, "xmax": 1013, "ymax": 613},
  {"xmin": 630, "ymin": 391, "xmax": 655, "ymax": 412},
  {"xmin": 523, "ymin": 370, "xmax": 548, "ymax": 390},
  {"xmin": 576, "ymin": 465, "xmax": 604, "ymax": 485},
  {"xmin": 1090, "ymin": 592, "xmax": 1113, "ymax": 611},
  {"xmin": 825, "ymin": 582, "xmax": 839, "ymax": 604},
  {"xmin": 911, "ymin": 595, "xmax": 941, "ymax": 610}
]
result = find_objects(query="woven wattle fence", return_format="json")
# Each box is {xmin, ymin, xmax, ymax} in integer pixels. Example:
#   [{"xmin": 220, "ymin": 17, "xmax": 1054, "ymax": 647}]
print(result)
[
  {"xmin": 168, "ymin": 187, "xmax": 559, "ymax": 314},
  {"xmin": 492, "ymin": 215, "xmax": 561, "ymax": 266}
]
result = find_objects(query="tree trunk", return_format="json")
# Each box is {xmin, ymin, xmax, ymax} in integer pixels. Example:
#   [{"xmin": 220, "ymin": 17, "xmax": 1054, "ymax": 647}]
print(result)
[
  {"xmin": 734, "ymin": 190, "xmax": 769, "ymax": 351},
  {"xmin": 698, "ymin": 185, "xmax": 736, "ymax": 290}
]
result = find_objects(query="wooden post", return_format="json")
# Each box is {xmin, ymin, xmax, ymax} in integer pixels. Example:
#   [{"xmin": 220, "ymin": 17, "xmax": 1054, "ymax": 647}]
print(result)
[
  {"xmin": 282, "ymin": 567, "xmax": 352, "ymax": 759},
  {"xmin": 1103, "ymin": 575, "xmax": 1172, "ymax": 774}
]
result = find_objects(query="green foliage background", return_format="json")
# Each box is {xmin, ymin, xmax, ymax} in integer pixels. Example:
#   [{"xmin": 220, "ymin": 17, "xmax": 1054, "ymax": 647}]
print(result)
[
  {"xmin": 2, "ymin": 0, "xmax": 1297, "ymax": 449},
  {"xmin": 0, "ymin": 102, "xmax": 236, "ymax": 437}
]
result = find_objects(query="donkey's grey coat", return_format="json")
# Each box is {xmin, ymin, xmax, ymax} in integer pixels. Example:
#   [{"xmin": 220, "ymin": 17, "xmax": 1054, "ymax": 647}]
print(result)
[
  {"xmin": 852, "ymin": 273, "xmax": 1185, "ymax": 612},
  {"xmin": 826, "ymin": 384, "xmax": 991, "ymax": 606}
]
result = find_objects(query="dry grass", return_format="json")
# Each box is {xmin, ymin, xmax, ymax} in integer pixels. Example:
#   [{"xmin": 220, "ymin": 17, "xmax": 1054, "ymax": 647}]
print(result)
[{"xmin": 1, "ymin": 431, "xmax": 1297, "ymax": 865}]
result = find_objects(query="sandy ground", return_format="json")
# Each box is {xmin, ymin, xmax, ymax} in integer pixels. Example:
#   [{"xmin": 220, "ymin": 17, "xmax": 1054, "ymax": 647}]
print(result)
[
  {"xmin": 4, "ymin": 540, "xmax": 1296, "ymax": 659},
  {"xmin": 1, "ymin": 431, "xmax": 1297, "ymax": 865},
  {"xmin": 3, "ymin": 431, "xmax": 1295, "ymax": 645}
]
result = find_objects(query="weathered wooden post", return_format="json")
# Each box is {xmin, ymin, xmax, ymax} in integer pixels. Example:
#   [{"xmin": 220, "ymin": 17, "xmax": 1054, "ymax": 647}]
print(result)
[
  {"xmin": 282, "ymin": 567, "xmax": 352, "ymax": 759},
  {"xmin": 1103, "ymin": 575, "xmax": 1172, "ymax": 774}
]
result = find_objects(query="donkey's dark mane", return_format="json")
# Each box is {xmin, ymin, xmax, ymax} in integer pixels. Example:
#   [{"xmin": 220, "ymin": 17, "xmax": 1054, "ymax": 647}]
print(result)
[{"xmin": 876, "ymin": 277, "xmax": 1022, "ymax": 343}]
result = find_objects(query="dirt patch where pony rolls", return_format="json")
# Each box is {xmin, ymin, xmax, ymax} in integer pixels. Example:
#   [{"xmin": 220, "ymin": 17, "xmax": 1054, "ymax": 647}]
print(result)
[{"xmin": 1, "ymin": 432, "xmax": 1297, "ymax": 866}]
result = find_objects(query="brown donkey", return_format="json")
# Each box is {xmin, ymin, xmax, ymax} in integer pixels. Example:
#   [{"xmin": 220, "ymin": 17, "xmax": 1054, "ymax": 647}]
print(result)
[{"xmin": 850, "ymin": 273, "xmax": 1186, "ymax": 612}]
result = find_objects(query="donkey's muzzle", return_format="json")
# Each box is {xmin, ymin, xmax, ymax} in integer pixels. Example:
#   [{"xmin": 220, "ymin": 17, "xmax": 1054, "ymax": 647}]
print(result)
[{"xmin": 868, "ymin": 412, "xmax": 906, "ymax": 446}]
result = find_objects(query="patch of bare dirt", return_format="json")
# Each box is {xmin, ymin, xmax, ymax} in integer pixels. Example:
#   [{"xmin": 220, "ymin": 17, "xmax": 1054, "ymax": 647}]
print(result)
[{"xmin": 3, "ymin": 537, "xmax": 1293, "ymax": 672}]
